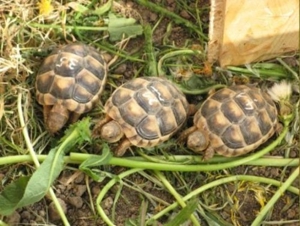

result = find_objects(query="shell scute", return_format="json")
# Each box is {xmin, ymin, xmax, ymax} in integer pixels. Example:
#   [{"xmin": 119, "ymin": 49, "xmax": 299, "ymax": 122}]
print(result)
[
  {"xmin": 50, "ymin": 77, "xmax": 75, "ymax": 99},
  {"xmin": 156, "ymin": 107, "xmax": 177, "ymax": 136},
  {"xmin": 211, "ymin": 87, "xmax": 235, "ymax": 102},
  {"xmin": 200, "ymin": 99, "xmax": 219, "ymax": 119},
  {"xmin": 84, "ymin": 55, "xmax": 106, "ymax": 80},
  {"xmin": 147, "ymin": 81, "xmax": 173, "ymax": 106},
  {"xmin": 172, "ymin": 99, "xmax": 189, "ymax": 126},
  {"xmin": 62, "ymin": 43, "xmax": 88, "ymax": 57},
  {"xmin": 122, "ymin": 78, "xmax": 145, "ymax": 90},
  {"xmin": 136, "ymin": 116, "xmax": 159, "ymax": 140},
  {"xmin": 247, "ymin": 91, "xmax": 267, "ymax": 109},
  {"xmin": 36, "ymin": 72, "xmax": 55, "ymax": 94},
  {"xmin": 53, "ymin": 53, "xmax": 83, "ymax": 78},
  {"xmin": 75, "ymin": 69, "xmax": 101, "ymax": 95},
  {"xmin": 134, "ymin": 88, "xmax": 161, "ymax": 114},
  {"xmin": 239, "ymin": 117, "xmax": 262, "ymax": 145},
  {"xmin": 118, "ymin": 98, "xmax": 147, "ymax": 127},
  {"xmin": 256, "ymin": 111, "xmax": 273, "ymax": 135},
  {"xmin": 111, "ymin": 88, "xmax": 133, "ymax": 106},
  {"xmin": 222, "ymin": 125, "xmax": 244, "ymax": 149},
  {"xmin": 206, "ymin": 110, "xmax": 230, "ymax": 135},
  {"xmin": 73, "ymin": 84, "xmax": 94, "ymax": 103},
  {"xmin": 222, "ymin": 100, "xmax": 245, "ymax": 124}
]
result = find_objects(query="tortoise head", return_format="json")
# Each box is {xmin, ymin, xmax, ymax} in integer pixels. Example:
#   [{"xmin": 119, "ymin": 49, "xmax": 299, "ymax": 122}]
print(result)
[
  {"xmin": 100, "ymin": 121, "xmax": 124, "ymax": 143},
  {"xmin": 46, "ymin": 104, "xmax": 70, "ymax": 134},
  {"xmin": 187, "ymin": 130, "xmax": 209, "ymax": 153}
]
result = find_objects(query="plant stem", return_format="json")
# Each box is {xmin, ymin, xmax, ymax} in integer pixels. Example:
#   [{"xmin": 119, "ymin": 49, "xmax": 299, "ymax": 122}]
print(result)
[
  {"xmin": 226, "ymin": 65, "xmax": 289, "ymax": 78},
  {"xmin": 147, "ymin": 174, "xmax": 300, "ymax": 223},
  {"xmin": 276, "ymin": 57, "xmax": 299, "ymax": 80},
  {"xmin": 17, "ymin": 91, "xmax": 40, "ymax": 167},
  {"xmin": 251, "ymin": 167, "xmax": 300, "ymax": 226},
  {"xmin": 0, "ymin": 154, "xmax": 298, "ymax": 168},
  {"xmin": 144, "ymin": 24, "xmax": 158, "ymax": 76},
  {"xmin": 178, "ymin": 83, "xmax": 225, "ymax": 95},
  {"xmin": 96, "ymin": 168, "xmax": 143, "ymax": 226},
  {"xmin": 0, "ymin": 220, "xmax": 8, "ymax": 226},
  {"xmin": 135, "ymin": 0, "xmax": 207, "ymax": 40},
  {"xmin": 155, "ymin": 171, "xmax": 200, "ymax": 226},
  {"xmin": 17, "ymin": 90, "xmax": 70, "ymax": 226},
  {"xmin": 28, "ymin": 22, "xmax": 108, "ymax": 31},
  {"xmin": 157, "ymin": 49, "xmax": 202, "ymax": 76},
  {"xmin": 71, "ymin": 124, "xmax": 290, "ymax": 171}
]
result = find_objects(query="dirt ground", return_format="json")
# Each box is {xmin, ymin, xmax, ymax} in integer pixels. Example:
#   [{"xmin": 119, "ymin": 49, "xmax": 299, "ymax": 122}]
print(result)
[{"xmin": 0, "ymin": 0, "xmax": 299, "ymax": 226}]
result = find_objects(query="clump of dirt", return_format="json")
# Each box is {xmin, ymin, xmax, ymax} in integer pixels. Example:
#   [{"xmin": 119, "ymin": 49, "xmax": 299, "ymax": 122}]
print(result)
[{"xmin": 0, "ymin": 0, "xmax": 299, "ymax": 226}]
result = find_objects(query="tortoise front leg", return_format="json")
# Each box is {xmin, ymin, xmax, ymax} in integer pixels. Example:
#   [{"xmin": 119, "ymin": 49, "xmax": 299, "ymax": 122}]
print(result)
[
  {"xmin": 114, "ymin": 138, "xmax": 132, "ymax": 156},
  {"xmin": 177, "ymin": 126, "xmax": 197, "ymax": 143},
  {"xmin": 92, "ymin": 115, "xmax": 112, "ymax": 138},
  {"xmin": 69, "ymin": 112, "xmax": 81, "ymax": 123}
]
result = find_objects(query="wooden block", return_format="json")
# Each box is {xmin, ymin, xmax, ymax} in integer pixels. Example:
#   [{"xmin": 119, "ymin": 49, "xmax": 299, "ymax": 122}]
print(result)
[{"xmin": 208, "ymin": 0, "xmax": 299, "ymax": 67}]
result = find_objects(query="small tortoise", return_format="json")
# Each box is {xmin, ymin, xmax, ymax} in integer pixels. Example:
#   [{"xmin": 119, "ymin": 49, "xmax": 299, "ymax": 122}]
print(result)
[
  {"xmin": 93, "ymin": 77, "xmax": 189, "ymax": 156},
  {"xmin": 36, "ymin": 43, "xmax": 107, "ymax": 133},
  {"xmin": 181, "ymin": 85, "xmax": 278, "ymax": 159}
]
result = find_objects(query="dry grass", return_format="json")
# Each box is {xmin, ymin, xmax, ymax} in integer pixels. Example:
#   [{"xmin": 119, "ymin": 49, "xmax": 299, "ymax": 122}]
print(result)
[{"xmin": 0, "ymin": 1, "xmax": 299, "ymax": 226}]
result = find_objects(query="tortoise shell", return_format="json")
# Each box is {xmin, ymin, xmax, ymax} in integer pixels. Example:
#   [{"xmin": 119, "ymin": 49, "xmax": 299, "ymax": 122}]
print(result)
[
  {"xmin": 36, "ymin": 43, "xmax": 107, "ymax": 133},
  {"xmin": 190, "ymin": 85, "xmax": 278, "ymax": 157},
  {"xmin": 104, "ymin": 77, "xmax": 189, "ymax": 148}
]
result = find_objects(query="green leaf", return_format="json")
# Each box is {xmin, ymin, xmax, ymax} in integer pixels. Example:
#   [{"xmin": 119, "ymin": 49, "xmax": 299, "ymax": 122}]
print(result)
[
  {"xmin": 0, "ymin": 148, "xmax": 63, "ymax": 216},
  {"xmin": 17, "ymin": 147, "xmax": 65, "ymax": 208},
  {"xmin": 67, "ymin": 2, "xmax": 89, "ymax": 13},
  {"xmin": 92, "ymin": 0, "xmax": 113, "ymax": 15},
  {"xmin": 164, "ymin": 198, "xmax": 198, "ymax": 226},
  {"xmin": 79, "ymin": 143, "xmax": 113, "ymax": 181},
  {"xmin": 0, "ymin": 177, "xmax": 30, "ymax": 215},
  {"xmin": 144, "ymin": 24, "xmax": 158, "ymax": 77},
  {"xmin": 0, "ymin": 118, "xmax": 92, "ymax": 216},
  {"xmin": 107, "ymin": 13, "xmax": 143, "ymax": 41},
  {"xmin": 57, "ymin": 117, "xmax": 91, "ymax": 149}
]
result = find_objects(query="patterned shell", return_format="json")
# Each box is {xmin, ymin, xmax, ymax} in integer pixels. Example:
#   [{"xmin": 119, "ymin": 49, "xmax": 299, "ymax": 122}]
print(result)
[
  {"xmin": 36, "ymin": 43, "xmax": 107, "ymax": 114},
  {"xmin": 105, "ymin": 77, "xmax": 189, "ymax": 147},
  {"xmin": 194, "ymin": 85, "xmax": 278, "ymax": 157}
]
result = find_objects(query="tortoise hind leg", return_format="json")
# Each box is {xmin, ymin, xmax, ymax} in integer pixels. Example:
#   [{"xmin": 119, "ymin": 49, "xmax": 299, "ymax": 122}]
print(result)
[
  {"xmin": 46, "ymin": 104, "xmax": 70, "ymax": 134},
  {"xmin": 43, "ymin": 105, "xmax": 52, "ymax": 126}
]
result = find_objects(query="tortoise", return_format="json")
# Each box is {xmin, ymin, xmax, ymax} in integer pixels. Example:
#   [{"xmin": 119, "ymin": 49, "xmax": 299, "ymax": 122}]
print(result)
[
  {"xmin": 92, "ymin": 77, "xmax": 190, "ymax": 156},
  {"xmin": 36, "ymin": 43, "xmax": 107, "ymax": 134},
  {"xmin": 180, "ymin": 85, "xmax": 278, "ymax": 159}
]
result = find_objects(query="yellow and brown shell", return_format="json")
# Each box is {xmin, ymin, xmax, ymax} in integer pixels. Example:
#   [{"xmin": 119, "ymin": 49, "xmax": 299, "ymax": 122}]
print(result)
[
  {"xmin": 36, "ymin": 43, "xmax": 107, "ymax": 113},
  {"xmin": 36, "ymin": 43, "xmax": 107, "ymax": 133},
  {"xmin": 193, "ymin": 85, "xmax": 278, "ymax": 157},
  {"xmin": 104, "ymin": 77, "xmax": 189, "ymax": 147}
]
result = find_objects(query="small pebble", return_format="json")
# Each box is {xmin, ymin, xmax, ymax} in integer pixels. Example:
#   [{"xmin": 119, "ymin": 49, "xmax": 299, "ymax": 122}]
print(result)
[
  {"xmin": 5, "ymin": 211, "xmax": 21, "ymax": 225},
  {"xmin": 92, "ymin": 186, "xmax": 101, "ymax": 196},
  {"xmin": 49, "ymin": 198, "xmax": 67, "ymax": 221},
  {"xmin": 180, "ymin": 10, "xmax": 191, "ymax": 19},
  {"xmin": 101, "ymin": 196, "xmax": 113, "ymax": 210},
  {"xmin": 74, "ymin": 173, "xmax": 85, "ymax": 184},
  {"xmin": 287, "ymin": 208, "xmax": 296, "ymax": 218},
  {"xmin": 68, "ymin": 196, "xmax": 83, "ymax": 208},
  {"xmin": 20, "ymin": 211, "xmax": 31, "ymax": 220},
  {"xmin": 113, "ymin": 63, "xmax": 127, "ymax": 74},
  {"xmin": 74, "ymin": 185, "xmax": 87, "ymax": 197}
]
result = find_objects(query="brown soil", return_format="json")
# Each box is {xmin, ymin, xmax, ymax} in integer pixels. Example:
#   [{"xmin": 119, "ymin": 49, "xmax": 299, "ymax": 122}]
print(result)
[{"xmin": 1, "ymin": 0, "xmax": 299, "ymax": 226}]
